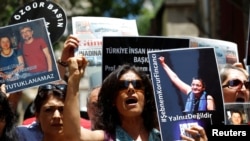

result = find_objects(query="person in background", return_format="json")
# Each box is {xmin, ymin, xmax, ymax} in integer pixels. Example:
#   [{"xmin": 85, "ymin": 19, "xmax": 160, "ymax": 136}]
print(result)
[
  {"xmin": 0, "ymin": 35, "xmax": 24, "ymax": 82},
  {"xmin": 230, "ymin": 109, "xmax": 244, "ymax": 125},
  {"xmin": 16, "ymin": 80, "xmax": 68, "ymax": 141},
  {"xmin": 86, "ymin": 85, "xmax": 101, "ymax": 130},
  {"xmin": 220, "ymin": 63, "xmax": 250, "ymax": 102},
  {"xmin": 21, "ymin": 99, "xmax": 91, "ymax": 129},
  {"xmin": 158, "ymin": 56, "xmax": 215, "ymax": 112},
  {"xmin": 16, "ymin": 54, "xmax": 90, "ymax": 141},
  {"xmin": 18, "ymin": 25, "xmax": 52, "ymax": 74},
  {"xmin": 0, "ymin": 85, "xmax": 18, "ymax": 141}
]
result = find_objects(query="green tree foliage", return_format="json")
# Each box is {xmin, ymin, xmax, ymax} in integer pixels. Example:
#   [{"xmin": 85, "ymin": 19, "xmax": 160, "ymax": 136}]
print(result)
[
  {"xmin": 72, "ymin": 0, "xmax": 164, "ymax": 35},
  {"xmin": 0, "ymin": 0, "xmax": 164, "ymax": 38},
  {"xmin": 0, "ymin": 0, "xmax": 19, "ymax": 26}
]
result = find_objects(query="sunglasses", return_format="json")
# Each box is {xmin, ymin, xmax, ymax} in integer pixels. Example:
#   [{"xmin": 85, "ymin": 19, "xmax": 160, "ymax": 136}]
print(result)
[
  {"xmin": 222, "ymin": 79, "xmax": 250, "ymax": 89},
  {"xmin": 38, "ymin": 84, "xmax": 67, "ymax": 94},
  {"xmin": 118, "ymin": 80, "xmax": 144, "ymax": 90}
]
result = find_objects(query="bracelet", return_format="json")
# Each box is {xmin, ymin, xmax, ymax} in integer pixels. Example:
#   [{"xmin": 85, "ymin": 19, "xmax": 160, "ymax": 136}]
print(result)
[{"xmin": 57, "ymin": 58, "xmax": 68, "ymax": 67}]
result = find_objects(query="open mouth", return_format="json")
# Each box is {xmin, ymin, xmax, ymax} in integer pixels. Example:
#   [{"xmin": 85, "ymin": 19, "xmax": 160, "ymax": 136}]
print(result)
[
  {"xmin": 235, "ymin": 97, "xmax": 245, "ymax": 102},
  {"xmin": 235, "ymin": 92, "xmax": 246, "ymax": 102},
  {"xmin": 125, "ymin": 98, "xmax": 138, "ymax": 105},
  {"xmin": 51, "ymin": 123, "xmax": 63, "ymax": 127}
]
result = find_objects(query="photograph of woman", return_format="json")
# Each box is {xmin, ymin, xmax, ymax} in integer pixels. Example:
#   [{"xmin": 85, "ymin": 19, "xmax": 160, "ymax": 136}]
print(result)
[{"xmin": 0, "ymin": 35, "xmax": 24, "ymax": 83}]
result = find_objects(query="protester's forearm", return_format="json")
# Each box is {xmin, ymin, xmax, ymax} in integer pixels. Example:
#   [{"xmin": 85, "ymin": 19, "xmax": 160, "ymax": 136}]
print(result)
[
  {"xmin": 57, "ymin": 61, "xmax": 67, "ymax": 80},
  {"xmin": 63, "ymin": 58, "xmax": 81, "ymax": 140}
]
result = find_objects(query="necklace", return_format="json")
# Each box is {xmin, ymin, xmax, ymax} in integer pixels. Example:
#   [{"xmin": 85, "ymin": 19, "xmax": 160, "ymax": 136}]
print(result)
[
  {"xmin": 1, "ymin": 49, "xmax": 13, "ymax": 57},
  {"xmin": 193, "ymin": 98, "xmax": 200, "ymax": 106}
]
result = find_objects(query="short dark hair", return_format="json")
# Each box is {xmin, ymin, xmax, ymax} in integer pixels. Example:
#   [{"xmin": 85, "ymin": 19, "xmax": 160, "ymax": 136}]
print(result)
[
  {"xmin": 19, "ymin": 25, "xmax": 33, "ymax": 32},
  {"xmin": 192, "ymin": 76, "xmax": 206, "ymax": 88},
  {"xmin": 34, "ymin": 83, "xmax": 67, "ymax": 113}
]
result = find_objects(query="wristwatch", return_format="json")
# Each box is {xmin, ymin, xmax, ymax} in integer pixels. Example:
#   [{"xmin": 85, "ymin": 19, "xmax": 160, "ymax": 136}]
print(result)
[{"xmin": 57, "ymin": 58, "xmax": 68, "ymax": 67}]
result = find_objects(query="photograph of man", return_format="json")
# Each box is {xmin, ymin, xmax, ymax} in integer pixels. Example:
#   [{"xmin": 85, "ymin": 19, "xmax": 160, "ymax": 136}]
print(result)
[{"xmin": 18, "ymin": 24, "xmax": 52, "ymax": 75}]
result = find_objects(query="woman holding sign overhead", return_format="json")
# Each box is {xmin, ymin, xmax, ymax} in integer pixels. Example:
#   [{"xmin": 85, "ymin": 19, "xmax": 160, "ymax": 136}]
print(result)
[{"xmin": 48, "ymin": 35, "xmax": 207, "ymax": 141}]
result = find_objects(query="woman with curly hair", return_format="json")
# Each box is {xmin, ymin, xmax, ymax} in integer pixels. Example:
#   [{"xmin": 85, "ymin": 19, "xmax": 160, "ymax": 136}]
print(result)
[{"xmin": 94, "ymin": 64, "xmax": 160, "ymax": 140}]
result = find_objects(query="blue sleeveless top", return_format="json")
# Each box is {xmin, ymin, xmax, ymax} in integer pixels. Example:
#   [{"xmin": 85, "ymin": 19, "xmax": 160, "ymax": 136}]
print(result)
[{"xmin": 184, "ymin": 91, "xmax": 207, "ymax": 112}]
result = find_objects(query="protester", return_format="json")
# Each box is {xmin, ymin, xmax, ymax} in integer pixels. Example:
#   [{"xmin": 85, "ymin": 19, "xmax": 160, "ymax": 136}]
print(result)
[
  {"xmin": 0, "ymin": 86, "xmax": 18, "ymax": 141},
  {"xmin": 18, "ymin": 25, "xmax": 52, "ymax": 74},
  {"xmin": 86, "ymin": 85, "xmax": 101, "ymax": 130},
  {"xmin": 52, "ymin": 34, "xmax": 208, "ymax": 141},
  {"xmin": 94, "ymin": 64, "xmax": 160, "ymax": 140},
  {"xmin": 220, "ymin": 63, "xmax": 250, "ymax": 102},
  {"xmin": 16, "ymin": 80, "xmax": 68, "ymax": 141},
  {"xmin": 14, "ymin": 34, "xmax": 90, "ymax": 141},
  {"xmin": 16, "ymin": 80, "xmax": 90, "ymax": 141},
  {"xmin": 158, "ymin": 56, "xmax": 215, "ymax": 112},
  {"xmin": 21, "ymin": 101, "xmax": 91, "ymax": 129}
]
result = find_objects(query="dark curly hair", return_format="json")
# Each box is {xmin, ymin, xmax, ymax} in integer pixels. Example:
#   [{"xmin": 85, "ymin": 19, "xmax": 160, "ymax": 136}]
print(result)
[
  {"xmin": 0, "ymin": 91, "xmax": 18, "ymax": 141},
  {"xmin": 95, "ymin": 64, "xmax": 158, "ymax": 134}
]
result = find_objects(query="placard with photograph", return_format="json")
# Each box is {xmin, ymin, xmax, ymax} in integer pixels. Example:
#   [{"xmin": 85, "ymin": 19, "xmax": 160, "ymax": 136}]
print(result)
[
  {"xmin": 147, "ymin": 47, "xmax": 225, "ymax": 140},
  {"xmin": 0, "ymin": 18, "xmax": 60, "ymax": 93}
]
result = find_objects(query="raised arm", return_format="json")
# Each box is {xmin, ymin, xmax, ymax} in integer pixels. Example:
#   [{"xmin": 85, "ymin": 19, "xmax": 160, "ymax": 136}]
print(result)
[
  {"xmin": 57, "ymin": 35, "xmax": 80, "ymax": 80},
  {"xmin": 61, "ymin": 35, "xmax": 104, "ymax": 141},
  {"xmin": 158, "ymin": 56, "xmax": 191, "ymax": 95},
  {"xmin": 63, "ymin": 56, "xmax": 87, "ymax": 141}
]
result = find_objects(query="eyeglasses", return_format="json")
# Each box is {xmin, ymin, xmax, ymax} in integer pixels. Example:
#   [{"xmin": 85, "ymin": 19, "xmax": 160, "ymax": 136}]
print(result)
[
  {"xmin": 118, "ymin": 80, "xmax": 144, "ymax": 90},
  {"xmin": 38, "ymin": 84, "xmax": 67, "ymax": 94},
  {"xmin": 222, "ymin": 79, "xmax": 250, "ymax": 89}
]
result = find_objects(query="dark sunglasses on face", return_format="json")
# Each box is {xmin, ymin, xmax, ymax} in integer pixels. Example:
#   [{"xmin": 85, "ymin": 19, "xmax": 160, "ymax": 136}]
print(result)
[
  {"xmin": 118, "ymin": 80, "xmax": 144, "ymax": 90},
  {"xmin": 222, "ymin": 79, "xmax": 250, "ymax": 89},
  {"xmin": 38, "ymin": 84, "xmax": 67, "ymax": 93}
]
